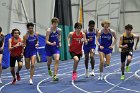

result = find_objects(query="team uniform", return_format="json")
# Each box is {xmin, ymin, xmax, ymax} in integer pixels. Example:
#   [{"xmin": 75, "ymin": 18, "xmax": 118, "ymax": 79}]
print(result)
[
  {"xmin": 69, "ymin": 31, "xmax": 83, "ymax": 60},
  {"xmin": 45, "ymin": 28, "xmax": 60, "ymax": 56},
  {"xmin": 10, "ymin": 37, "xmax": 23, "ymax": 67},
  {"xmin": 98, "ymin": 29, "xmax": 113, "ymax": 54},
  {"xmin": 121, "ymin": 33, "xmax": 134, "ymax": 63},
  {"xmin": 83, "ymin": 29, "xmax": 96, "ymax": 53},
  {"xmin": 24, "ymin": 34, "xmax": 37, "ymax": 58}
]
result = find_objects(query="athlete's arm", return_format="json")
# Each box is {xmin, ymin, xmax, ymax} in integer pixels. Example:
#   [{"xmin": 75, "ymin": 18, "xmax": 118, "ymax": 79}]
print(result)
[
  {"xmin": 68, "ymin": 32, "xmax": 73, "ymax": 46},
  {"xmin": 95, "ymin": 29, "xmax": 99, "ymax": 36},
  {"xmin": 23, "ymin": 34, "xmax": 27, "ymax": 47},
  {"xmin": 46, "ymin": 28, "xmax": 55, "ymax": 46},
  {"xmin": 133, "ymin": 34, "xmax": 139, "ymax": 50},
  {"xmin": 119, "ymin": 35, "xmax": 128, "ymax": 48},
  {"xmin": 58, "ymin": 28, "xmax": 62, "ymax": 47},
  {"xmin": 35, "ymin": 32, "xmax": 39, "ymax": 47},
  {"xmin": 110, "ymin": 30, "xmax": 117, "ymax": 48},
  {"xmin": 96, "ymin": 30, "xmax": 101, "ymax": 46},
  {"xmin": 1, "ymin": 33, "xmax": 5, "ymax": 50},
  {"xmin": 82, "ymin": 32, "xmax": 88, "ymax": 44}
]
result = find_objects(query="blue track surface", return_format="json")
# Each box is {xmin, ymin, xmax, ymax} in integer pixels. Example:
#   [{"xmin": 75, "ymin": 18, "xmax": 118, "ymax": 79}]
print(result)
[{"xmin": 1, "ymin": 51, "xmax": 140, "ymax": 93}]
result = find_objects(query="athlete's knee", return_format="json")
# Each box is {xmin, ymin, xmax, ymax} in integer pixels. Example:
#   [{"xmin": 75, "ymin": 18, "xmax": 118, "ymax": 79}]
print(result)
[
  {"xmin": 74, "ymin": 56, "xmax": 79, "ymax": 62},
  {"xmin": 0, "ymin": 63, "xmax": 2, "ymax": 66},
  {"xmin": 18, "ymin": 64, "xmax": 22, "ymax": 68},
  {"xmin": 31, "ymin": 64, "xmax": 35, "ymax": 68},
  {"xmin": 25, "ymin": 65, "xmax": 30, "ymax": 69},
  {"xmin": 127, "ymin": 59, "xmax": 131, "ymax": 62}
]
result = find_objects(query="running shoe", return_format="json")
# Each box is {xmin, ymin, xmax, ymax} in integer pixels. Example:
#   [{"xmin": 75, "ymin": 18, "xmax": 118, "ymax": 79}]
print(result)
[
  {"xmin": 120, "ymin": 75, "xmax": 125, "ymax": 80},
  {"xmin": 72, "ymin": 72, "xmax": 77, "ymax": 81},
  {"xmin": 29, "ymin": 79, "xmax": 33, "ymax": 85},
  {"xmin": 126, "ymin": 66, "xmax": 130, "ymax": 72},
  {"xmin": 48, "ymin": 69, "xmax": 53, "ymax": 77},
  {"xmin": 12, "ymin": 78, "xmax": 16, "ymax": 84},
  {"xmin": 53, "ymin": 75, "xmax": 59, "ymax": 81}
]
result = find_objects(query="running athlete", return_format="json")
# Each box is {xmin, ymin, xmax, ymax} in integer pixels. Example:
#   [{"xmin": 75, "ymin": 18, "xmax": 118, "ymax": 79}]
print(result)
[
  {"xmin": 0, "ymin": 27, "xmax": 4, "ymax": 84},
  {"xmin": 83, "ymin": 20, "xmax": 98, "ymax": 77},
  {"xmin": 68, "ymin": 22, "xmax": 87, "ymax": 81},
  {"xmin": 9, "ymin": 29, "xmax": 24, "ymax": 84},
  {"xmin": 119, "ymin": 24, "xmax": 139, "ymax": 80},
  {"xmin": 45, "ymin": 17, "xmax": 61, "ymax": 81},
  {"xmin": 23, "ymin": 23, "xmax": 39, "ymax": 85},
  {"xmin": 96, "ymin": 20, "xmax": 117, "ymax": 80}
]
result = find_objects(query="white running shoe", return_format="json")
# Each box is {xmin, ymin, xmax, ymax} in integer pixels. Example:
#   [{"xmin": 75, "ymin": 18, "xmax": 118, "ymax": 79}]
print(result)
[
  {"xmin": 85, "ymin": 69, "xmax": 89, "ymax": 78},
  {"xmin": 98, "ymin": 73, "xmax": 103, "ymax": 80},
  {"xmin": 0, "ymin": 78, "xmax": 2, "ymax": 84},
  {"xmin": 90, "ymin": 70, "xmax": 95, "ymax": 76},
  {"xmin": 29, "ymin": 79, "xmax": 33, "ymax": 85}
]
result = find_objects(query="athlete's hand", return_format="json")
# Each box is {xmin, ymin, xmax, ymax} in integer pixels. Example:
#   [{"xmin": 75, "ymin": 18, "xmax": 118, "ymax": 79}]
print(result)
[
  {"xmin": 89, "ymin": 38, "xmax": 93, "ymax": 41},
  {"xmin": 134, "ymin": 46, "xmax": 137, "ymax": 50},
  {"xmin": 80, "ymin": 38, "xmax": 85, "ymax": 42},
  {"xmin": 123, "ymin": 44, "xmax": 128, "ymax": 48},
  {"xmin": 58, "ymin": 42, "xmax": 61, "ymax": 47},
  {"xmin": 99, "ymin": 45, "xmax": 104, "ymax": 50},
  {"xmin": 68, "ymin": 43, "xmax": 70, "ymax": 47},
  {"xmin": 109, "ymin": 46, "xmax": 113, "ymax": 49},
  {"xmin": 35, "ymin": 43, "xmax": 39, "ymax": 48},
  {"xmin": 0, "ymin": 47, "xmax": 3, "ymax": 51},
  {"xmin": 52, "ymin": 42, "xmax": 56, "ymax": 46}
]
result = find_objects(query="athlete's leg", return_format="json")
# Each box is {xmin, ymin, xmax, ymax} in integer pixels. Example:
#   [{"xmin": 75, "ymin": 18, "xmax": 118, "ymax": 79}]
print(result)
[
  {"xmin": 16, "ymin": 57, "xmax": 23, "ymax": 81},
  {"xmin": 90, "ymin": 49, "xmax": 95, "ymax": 76},
  {"xmin": 84, "ymin": 52, "xmax": 89, "ymax": 77},
  {"xmin": 120, "ymin": 52, "xmax": 127, "ymax": 80},
  {"xmin": 126, "ymin": 53, "xmax": 132, "ymax": 72},
  {"xmin": 30, "ymin": 55, "xmax": 36, "ymax": 80},
  {"xmin": 90, "ymin": 49, "xmax": 95, "ymax": 70},
  {"xmin": 98, "ymin": 52, "xmax": 105, "ymax": 80},
  {"xmin": 99, "ymin": 52, "xmax": 105, "ymax": 72},
  {"xmin": 10, "ymin": 57, "xmax": 16, "ymax": 84},
  {"xmin": 47, "ymin": 56, "xmax": 53, "ymax": 76},
  {"xmin": 53, "ymin": 53, "xmax": 60, "ymax": 81},
  {"xmin": 0, "ymin": 54, "xmax": 3, "ymax": 83},
  {"xmin": 25, "ymin": 58, "xmax": 30, "ymax": 69},
  {"xmin": 105, "ymin": 53, "xmax": 111, "ymax": 66}
]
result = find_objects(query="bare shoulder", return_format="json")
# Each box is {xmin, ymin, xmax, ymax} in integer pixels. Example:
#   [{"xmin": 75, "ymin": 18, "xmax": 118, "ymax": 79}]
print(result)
[{"xmin": 57, "ymin": 28, "xmax": 62, "ymax": 31}]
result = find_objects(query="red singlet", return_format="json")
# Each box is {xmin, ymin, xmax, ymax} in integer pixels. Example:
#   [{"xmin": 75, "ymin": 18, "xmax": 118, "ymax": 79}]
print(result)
[
  {"xmin": 10, "ymin": 37, "xmax": 22, "ymax": 57},
  {"xmin": 69, "ymin": 31, "xmax": 83, "ymax": 54}
]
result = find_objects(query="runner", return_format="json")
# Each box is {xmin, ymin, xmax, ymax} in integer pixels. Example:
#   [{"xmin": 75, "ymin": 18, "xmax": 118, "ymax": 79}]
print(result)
[
  {"xmin": 96, "ymin": 20, "xmax": 117, "ymax": 80},
  {"xmin": 45, "ymin": 17, "xmax": 61, "ymax": 81},
  {"xmin": 68, "ymin": 22, "xmax": 87, "ymax": 81},
  {"xmin": 23, "ymin": 23, "xmax": 39, "ymax": 85},
  {"xmin": 83, "ymin": 20, "xmax": 98, "ymax": 77},
  {"xmin": 119, "ymin": 24, "xmax": 139, "ymax": 80},
  {"xmin": 9, "ymin": 29, "xmax": 24, "ymax": 84},
  {"xmin": 0, "ymin": 27, "xmax": 4, "ymax": 84}
]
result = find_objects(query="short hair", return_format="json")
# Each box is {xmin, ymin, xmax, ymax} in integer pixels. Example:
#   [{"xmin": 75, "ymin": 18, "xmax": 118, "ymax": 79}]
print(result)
[
  {"xmin": 101, "ymin": 20, "xmax": 110, "ymax": 27},
  {"xmin": 89, "ymin": 20, "xmax": 95, "ymax": 26},
  {"xmin": 51, "ymin": 17, "xmax": 59, "ymax": 24},
  {"xmin": 74, "ymin": 22, "xmax": 82, "ymax": 29},
  {"xmin": 27, "ymin": 22, "xmax": 34, "ymax": 28},
  {"xmin": 0, "ymin": 27, "xmax": 2, "ymax": 32},
  {"xmin": 125, "ymin": 24, "xmax": 133, "ymax": 30},
  {"xmin": 11, "ymin": 28, "xmax": 20, "ymax": 36}
]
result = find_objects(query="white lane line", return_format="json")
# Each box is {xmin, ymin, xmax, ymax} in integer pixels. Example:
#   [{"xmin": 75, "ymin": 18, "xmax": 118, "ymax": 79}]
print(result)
[
  {"xmin": 134, "ymin": 69, "xmax": 140, "ymax": 79},
  {"xmin": 104, "ymin": 60, "xmax": 140, "ymax": 93},
  {"xmin": 37, "ymin": 55, "xmax": 122, "ymax": 93},
  {"xmin": 71, "ymin": 62, "xmax": 120, "ymax": 93},
  {"xmin": 72, "ymin": 56, "xmax": 140, "ymax": 93}
]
